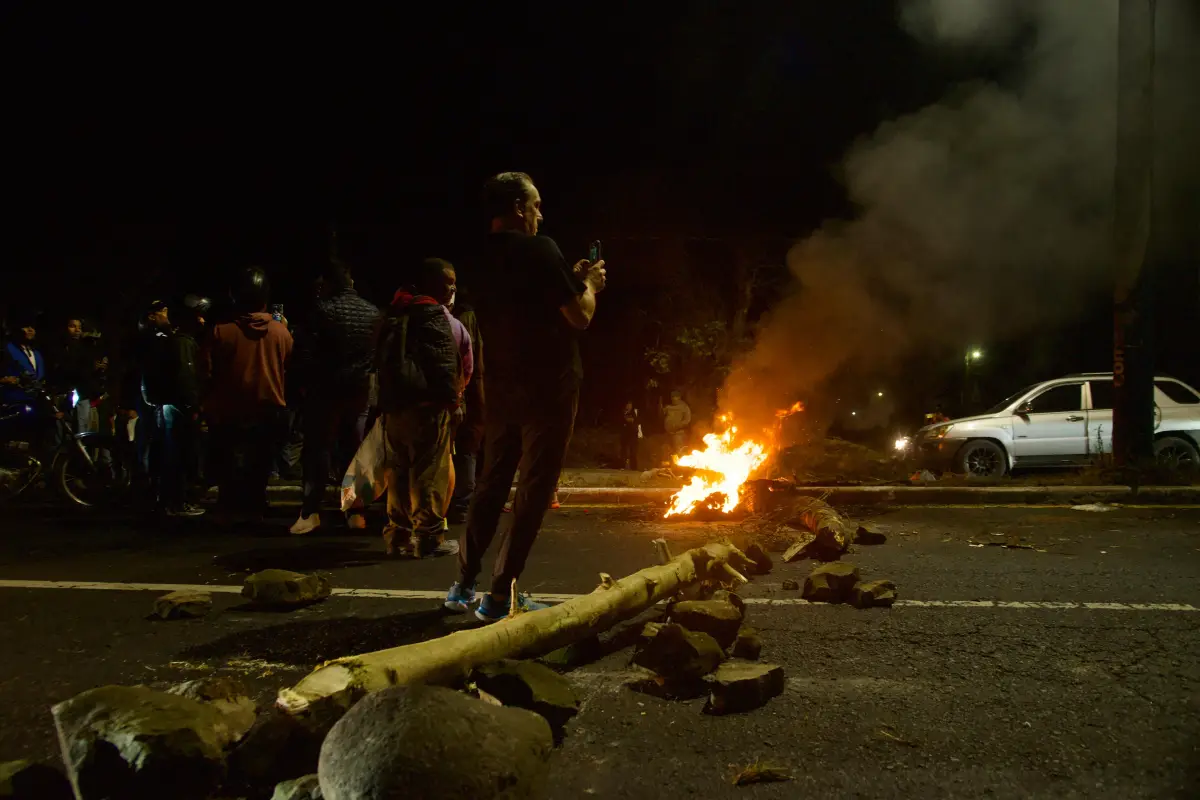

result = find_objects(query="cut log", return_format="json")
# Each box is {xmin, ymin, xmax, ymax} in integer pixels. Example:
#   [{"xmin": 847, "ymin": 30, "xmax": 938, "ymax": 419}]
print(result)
[
  {"xmin": 790, "ymin": 498, "xmax": 855, "ymax": 560},
  {"xmin": 277, "ymin": 543, "xmax": 751, "ymax": 719}
]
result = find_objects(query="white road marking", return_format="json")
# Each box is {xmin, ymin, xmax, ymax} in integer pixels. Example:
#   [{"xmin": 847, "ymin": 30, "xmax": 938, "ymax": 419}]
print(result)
[{"xmin": 0, "ymin": 579, "xmax": 1194, "ymax": 611}]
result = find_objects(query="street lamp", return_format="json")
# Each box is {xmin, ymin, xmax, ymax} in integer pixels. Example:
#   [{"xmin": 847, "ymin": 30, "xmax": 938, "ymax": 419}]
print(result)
[{"xmin": 962, "ymin": 349, "xmax": 984, "ymax": 411}]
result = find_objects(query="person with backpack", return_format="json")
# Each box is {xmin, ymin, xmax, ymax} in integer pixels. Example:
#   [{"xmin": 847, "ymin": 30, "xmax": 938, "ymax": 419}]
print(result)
[{"xmin": 376, "ymin": 259, "xmax": 465, "ymax": 558}]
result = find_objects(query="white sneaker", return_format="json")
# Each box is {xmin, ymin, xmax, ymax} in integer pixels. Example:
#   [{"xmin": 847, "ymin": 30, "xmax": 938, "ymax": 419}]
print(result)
[{"xmin": 289, "ymin": 513, "xmax": 321, "ymax": 535}]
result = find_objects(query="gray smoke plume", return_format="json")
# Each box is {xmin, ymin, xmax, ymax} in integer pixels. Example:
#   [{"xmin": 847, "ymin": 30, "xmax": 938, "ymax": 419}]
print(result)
[{"xmin": 721, "ymin": 0, "xmax": 1196, "ymax": 434}]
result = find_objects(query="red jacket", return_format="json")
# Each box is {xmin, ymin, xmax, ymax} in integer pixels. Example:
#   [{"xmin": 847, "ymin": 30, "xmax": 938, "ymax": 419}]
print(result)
[{"xmin": 203, "ymin": 312, "xmax": 293, "ymax": 422}]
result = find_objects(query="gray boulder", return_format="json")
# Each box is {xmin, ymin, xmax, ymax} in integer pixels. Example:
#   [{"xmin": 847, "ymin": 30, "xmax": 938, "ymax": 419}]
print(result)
[
  {"xmin": 632, "ymin": 622, "xmax": 724, "ymax": 681},
  {"xmin": 167, "ymin": 677, "xmax": 257, "ymax": 739},
  {"xmin": 801, "ymin": 562, "xmax": 861, "ymax": 604},
  {"xmin": 472, "ymin": 660, "xmax": 580, "ymax": 739},
  {"xmin": 705, "ymin": 661, "xmax": 786, "ymax": 715},
  {"xmin": 152, "ymin": 591, "xmax": 212, "ymax": 620},
  {"xmin": 667, "ymin": 599, "xmax": 743, "ymax": 649},
  {"xmin": 52, "ymin": 685, "xmax": 247, "ymax": 800},
  {"xmin": 242, "ymin": 569, "xmax": 331, "ymax": 607},
  {"xmin": 318, "ymin": 685, "xmax": 553, "ymax": 800},
  {"xmin": 851, "ymin": 579, "xmax": 898, "ymax": 608}
]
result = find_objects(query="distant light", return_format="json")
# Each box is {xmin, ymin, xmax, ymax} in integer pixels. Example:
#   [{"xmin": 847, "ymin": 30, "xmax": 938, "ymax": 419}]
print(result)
[
  {"xmin": 970, "ymin": 349, "xmax": 983, "ymax": 360},
  {"xmin": 894, "ymin": 438, "xmax": 910, "ymax": 451},
  {"xmin": 851, "ymin": 411, "xmax": 857, "ymax": 416},
  {"xmin": 877, "ymin": 391, "xmax": 884, "ymax": 398}
]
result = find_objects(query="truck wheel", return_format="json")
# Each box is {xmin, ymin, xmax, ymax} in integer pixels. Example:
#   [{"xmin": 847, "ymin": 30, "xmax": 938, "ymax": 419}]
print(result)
[
  {"xmin": 955, "ymin": 440, "xmax": 1007, "ymax": 478},
  {"xmin": 1154, "ymin": 436, "xmax": 1199, "ymax": 469}
]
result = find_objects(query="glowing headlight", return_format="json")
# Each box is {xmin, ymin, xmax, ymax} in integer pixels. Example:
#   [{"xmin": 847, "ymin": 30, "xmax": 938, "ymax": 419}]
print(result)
[
  {"xmin": 929, "ymin": 424, "xmax": 952, "ymax": 439},
  {"xmin": 70, "ymin": 390, "xmax": 81, "ymax": 408},
  {"xmin": 894, "ymin": 437, "xmax": 911, "ymax": 452}
]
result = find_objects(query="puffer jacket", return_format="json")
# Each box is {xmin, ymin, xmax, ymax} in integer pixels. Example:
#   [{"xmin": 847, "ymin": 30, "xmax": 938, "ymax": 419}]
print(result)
[
  {"xmin": 376, "ymin": 292, "xmax": 460, "ymax": 412},
  {"xmin": 295, "ymin": 287, "xmax": 381, "ymax": 389}
]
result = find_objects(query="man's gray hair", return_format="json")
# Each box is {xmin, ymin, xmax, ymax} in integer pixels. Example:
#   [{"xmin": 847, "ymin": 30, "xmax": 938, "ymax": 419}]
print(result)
[{"xmin": 482, "ymin": 172, "xmax": 534, "ymax": 220}]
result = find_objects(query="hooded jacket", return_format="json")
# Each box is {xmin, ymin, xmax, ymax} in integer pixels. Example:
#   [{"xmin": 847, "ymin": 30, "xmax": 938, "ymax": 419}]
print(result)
[
  {"xmin": 376, "ymin": 292, "xmax": 460, "ymax": 412},
  {"xmin": 203, "ymin": 311, "xmax": 293, "ymax": 422}
]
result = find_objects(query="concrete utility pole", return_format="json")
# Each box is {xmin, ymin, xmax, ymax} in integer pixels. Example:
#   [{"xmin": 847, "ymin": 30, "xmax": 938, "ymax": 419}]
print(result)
[{"xmin": 1112, "ymin": 0, "xmax": 1157, "ymax": 468}]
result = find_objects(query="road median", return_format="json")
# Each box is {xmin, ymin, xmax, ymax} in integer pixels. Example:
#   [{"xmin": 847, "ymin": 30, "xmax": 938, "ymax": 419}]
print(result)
[{"xmin": 244, "ymin": 483, "xmax": 1200, "ymax": 507}]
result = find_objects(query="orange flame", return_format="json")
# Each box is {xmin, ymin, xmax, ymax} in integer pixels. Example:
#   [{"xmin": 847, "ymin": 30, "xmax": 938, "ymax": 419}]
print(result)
[
  {"xmin": 775, "ymin": 401, "xmax": 805, "ymax": 419},
  {"xmin": 664, "ymin": 419, "xmax": 769, "ymax": 517}
]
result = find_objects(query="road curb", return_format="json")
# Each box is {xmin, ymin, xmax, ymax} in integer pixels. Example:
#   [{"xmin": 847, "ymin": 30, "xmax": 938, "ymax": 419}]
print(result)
[{"xmin": 223, "ymin": 483, "xmax": 1200, "ymax": 507}]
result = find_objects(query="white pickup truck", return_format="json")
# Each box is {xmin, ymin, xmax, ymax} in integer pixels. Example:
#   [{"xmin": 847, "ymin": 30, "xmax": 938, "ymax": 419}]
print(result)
[{"xmin": 914, "ymin": 373, "xmax": 1200, "ymax": 477}]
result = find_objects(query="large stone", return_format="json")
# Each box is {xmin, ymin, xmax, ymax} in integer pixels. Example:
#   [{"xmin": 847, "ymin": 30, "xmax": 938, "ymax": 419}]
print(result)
[
  {"xmin": 272, "ymin": 774, "xmax": 323, "ymax": 800},
  {"xmin": 242, "ymin": 570, "xmax": 331, "ymax": 608},
  {"xmin": 472, "ymin": 660, "xmax": 580, "ymax": 739},
  {"xmin": 318, "ymin": 684, "xmax": 553, "ymax": 800},
  {"xmin": 705, "ymin": 661, "xmax": 786, "ymax": 715},
  {"xmin": 667, "ymin": 599, "xmax": 743, "ymax": 650},
  {"xmin": 167, "ymin": 677, "xmax": 257, "ymax": 740},
  {"xmin": 0, "ymin": 760, "xmax": 72, "ymax": 799},
  {"xmin": 52, "ymin": 685, "xmax": 247, "ymax": 800},
  {"xmin": 854, "ymin": 525, "xmax": 888, "ymax": 545},
  {"xmin": 710, "ymin": 589, "xmax": 746, "ymax": 620},
  {"xmin": 152, "ymin": 591, "xmax": 212, "ymax": 620},
  {"xmin": 801, "ymin": 562, "xmax": 861, "ymax": 604},
  {"xmin": 731, "ymin": 628, "xmax": 762, "ymax": 661},
  {"xmin": 851, "ymin": 579, "xmax": 898, "ymax": 608},
  {"xmin": 743, "ymin": 542, "xmax": 773, "ymax": 575},
  {"xmin": 632, "ymin": 623, "xmax": 724, "ymax": 680},
  {"xmin": 781, "ymin": 579, "xmax": 799, "ymax": 591},
  {"xmin": 228, "ymin": 709, "xmax": 325, "ymax": 791}
]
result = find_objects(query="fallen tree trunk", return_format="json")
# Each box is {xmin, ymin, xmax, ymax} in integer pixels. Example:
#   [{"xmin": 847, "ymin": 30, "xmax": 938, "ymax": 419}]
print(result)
[
  {"xmin": 277, "ymin": 542, "xmax": 750, "ymax": 719},
  {"xmin": 787, "ymin": 497, "xmax": 855, "ymax": 560}
]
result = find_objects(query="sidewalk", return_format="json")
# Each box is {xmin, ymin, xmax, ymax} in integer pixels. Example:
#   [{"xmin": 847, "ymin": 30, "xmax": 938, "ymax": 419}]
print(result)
[{"xmin": 241, "ymin": 470, "xmax": 1200, "ymax": 507}]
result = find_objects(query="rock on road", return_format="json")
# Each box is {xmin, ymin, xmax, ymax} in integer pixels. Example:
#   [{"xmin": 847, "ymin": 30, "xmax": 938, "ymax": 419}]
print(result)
[{"xmin": 0, "ymin": 503, "xmax": 1197, "ymax": 798}]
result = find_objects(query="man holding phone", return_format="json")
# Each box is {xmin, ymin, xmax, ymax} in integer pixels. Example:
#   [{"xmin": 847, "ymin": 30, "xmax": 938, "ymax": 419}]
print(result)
[{"xmin": 448, "ymin": 171, "xmax": 606, "ymax": 621}]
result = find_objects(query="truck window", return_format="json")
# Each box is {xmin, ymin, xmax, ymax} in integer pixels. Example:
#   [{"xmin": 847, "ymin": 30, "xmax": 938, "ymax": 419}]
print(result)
[{"xmin": 1088, "ymin": 381, "xmax": 1114, "ymax": 410}]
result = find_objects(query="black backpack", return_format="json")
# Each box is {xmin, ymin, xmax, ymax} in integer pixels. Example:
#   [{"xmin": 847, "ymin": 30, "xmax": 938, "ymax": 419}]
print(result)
[{"xmin": 375, "ymin": 308, "xmax": 427, "ymax": 410}]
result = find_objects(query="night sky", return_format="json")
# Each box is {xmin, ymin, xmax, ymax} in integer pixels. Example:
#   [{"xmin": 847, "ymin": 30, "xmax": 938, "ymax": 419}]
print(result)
[
  {"xmin": 3, "ymin": 2, "xmax": 1195, "ymax": 425},
  {"xmin": 3, "ymin": 2, "xmax": 973, "ymax": 298}
]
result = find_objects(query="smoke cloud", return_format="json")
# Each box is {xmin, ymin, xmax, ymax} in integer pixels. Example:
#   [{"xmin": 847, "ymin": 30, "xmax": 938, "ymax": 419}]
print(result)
[{"xmin": 722, "ymin": 0, "xmax": 1198, "ymax": 433}]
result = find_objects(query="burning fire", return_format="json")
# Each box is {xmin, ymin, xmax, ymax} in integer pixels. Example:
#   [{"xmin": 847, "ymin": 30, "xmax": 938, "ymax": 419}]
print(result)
[
  {"xmin": 664, "ymin": 403, "xmax": 804, "ymax": 518},
  {"xmin": 776, "ymin": 401, "xmax": 805, "ymax": 419},
  {"xmin": 664, "ymin": 416, "xmax": 769, "ymax": 517}
]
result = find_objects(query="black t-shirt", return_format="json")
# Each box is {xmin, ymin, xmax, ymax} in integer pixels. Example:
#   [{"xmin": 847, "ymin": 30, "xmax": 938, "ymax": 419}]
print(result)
[{"xmin": 470, "ymin": 231, "xmax": 586, "ymax": 419}]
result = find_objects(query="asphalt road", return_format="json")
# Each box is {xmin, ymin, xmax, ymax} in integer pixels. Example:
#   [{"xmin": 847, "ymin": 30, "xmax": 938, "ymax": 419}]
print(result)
[{"xmin": 0, "ymin": 502, "xmax": 1197, "ymax": 798}]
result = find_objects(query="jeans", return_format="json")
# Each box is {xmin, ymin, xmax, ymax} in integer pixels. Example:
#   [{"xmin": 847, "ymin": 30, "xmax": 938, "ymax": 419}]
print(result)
[
  {"xmin": 459, "ymin": 393, "xmax": 577, "ymax": 596},
  {"xmin": 154, "ymin": 404, "xmax": 199, "ymax": 508}
]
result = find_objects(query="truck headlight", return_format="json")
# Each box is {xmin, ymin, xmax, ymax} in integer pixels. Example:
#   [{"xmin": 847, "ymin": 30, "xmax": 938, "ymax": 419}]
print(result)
[
  {"xmin": 70, "ymin": 390, "xmax": 80, "ymax": 408},
  {"xmin": 929, "ymin": 424, "xmax": 953, "ymax": 439}
]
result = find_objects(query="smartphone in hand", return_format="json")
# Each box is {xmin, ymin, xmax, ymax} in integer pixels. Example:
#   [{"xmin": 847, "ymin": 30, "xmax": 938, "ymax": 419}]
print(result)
[{"xmin": 588, "ymin": 240, "xmax": 602, "ymax": 264}]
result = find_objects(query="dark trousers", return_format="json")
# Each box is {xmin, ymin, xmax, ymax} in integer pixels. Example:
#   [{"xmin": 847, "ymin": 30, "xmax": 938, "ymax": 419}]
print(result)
[
  {"xmin": 301, "ymin": 382, "xmax": 370, "ymax": 517},
  {"xmin": 459, "ymin": 395, "xmax": 577, "ymax": 596},
  {"xmin": 620, "ymin": 432, "xmax": 639, "ymax": 471},
  {"xmin": 450, "ymin": 451, "xmax": 477, "ymax": 516},
  {"xmin": 209, "ymin": 408, "xmax": 287, "ymax": 515},
  {"xmin": 156, "ymin": 404, "xmax": 199, "ymax": 507}
]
